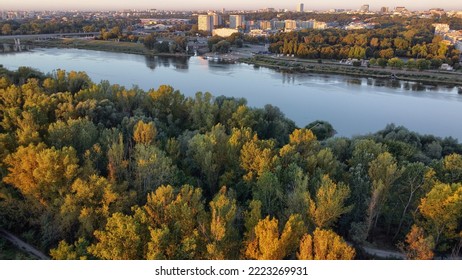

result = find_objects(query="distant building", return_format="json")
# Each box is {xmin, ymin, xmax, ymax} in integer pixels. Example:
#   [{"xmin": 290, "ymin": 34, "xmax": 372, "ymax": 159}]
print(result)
[
  {"xmin": 212, "ymin": 28, "xmax": 238, "ymax": 38},
  {"xmin": 229, "ymin": 15, "xmax": 245, "ymax": 29},
  {"xmin": 198, "ymin": 15, "xmax": 213, "ymax": 32},
  {"xmin": 395, "ymin": 7, "xmax": 406, "ymax": 13},
  {"xmin": 260, "ymin": 20, "xmax": 272, "ymax": 30},
  {"xmin": 429, "ymin": 8, "xmax": 446, "ymax": 17},
  {"xmin": 298, "ymin": 19, "xmax": 327, "ymax": 30},
  {"xmin": 360, "ymin": 4, "xmax": 370, "ymax": 13},
  {"xmin": 284, "ymin": 20, "xmax": 297, "ymax": 31},
  {"xmin": 208, "ymin": 13, "xmax": 222, "ymax": 26},
  {"xmin": 249, "ymin": 29, "xmax": 268, "ymax": 37},
  {"xmin": 380, "ymin": 7, "xmax": 389, "ymax": 13},
  {"xmin": 271, "ymin": 20, "xmax": 285, "ymax": 30},
  {"xmin": 433, "ymin": 23, "xmax": 450, "ymax": 34},
  {"xmin": 313, "ymin": 21, "xmax": 327, "ymax": 30},
  {"xmin": 296, "ymin": 3, "xmax": 304, "ymax": 13}
]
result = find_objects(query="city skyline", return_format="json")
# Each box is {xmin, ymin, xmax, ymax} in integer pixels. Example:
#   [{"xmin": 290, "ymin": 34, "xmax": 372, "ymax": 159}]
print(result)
[{"xmin": 1, "ymin": 0, "xmax": 460, "ymax": 11}]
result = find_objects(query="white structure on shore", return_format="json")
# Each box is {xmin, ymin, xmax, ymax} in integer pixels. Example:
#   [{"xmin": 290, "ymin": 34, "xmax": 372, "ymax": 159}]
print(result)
[{"xmin": 212, "ymin": 28, "xmax": 239, "ymax": 37}]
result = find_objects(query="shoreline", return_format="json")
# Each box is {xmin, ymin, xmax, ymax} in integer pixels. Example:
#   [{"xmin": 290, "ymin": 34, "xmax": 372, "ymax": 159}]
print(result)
[
  {"xmin": 239, "ymin": 55, "xmax": 462, "ymax": 87},
  {"xmin": 0, "ymin": 38, "xmax": 192, "ymax": 57},
  {"xmin": 2, "ymin": 38, "xmax": 462, "ymax": 88}
]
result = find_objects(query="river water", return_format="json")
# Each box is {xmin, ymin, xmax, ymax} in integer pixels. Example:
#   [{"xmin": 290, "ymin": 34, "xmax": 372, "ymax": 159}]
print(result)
[{"xmin": 1, "ymin": 48, "xmax": 461, "ymax": 139}]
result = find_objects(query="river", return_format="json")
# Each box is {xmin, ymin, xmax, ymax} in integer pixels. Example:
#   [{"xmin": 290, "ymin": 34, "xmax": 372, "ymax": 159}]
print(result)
[{"xmin": 1, "ymin": 48, "xmax": 461, "ymax": 139}]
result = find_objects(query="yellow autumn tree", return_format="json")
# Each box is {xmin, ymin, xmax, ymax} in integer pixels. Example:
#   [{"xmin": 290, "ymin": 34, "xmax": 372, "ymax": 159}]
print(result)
[
  {"xmin": 309, "ymin": 175, "xmax": 352, "ymax": 229},
  {"xmin": 133, "ymin": 120, "xmax": 157, "ymax": 145},
  {"xmin": 207, "ymin": 186, "xmax": 238, "ymax": 259},
  {"xmin": 289, "ymin": 128, "xmax": 318, "ymax": 157},
  {"xmin": 400, "ymin": 225, "xmax": 434, "ymax": 260},
  {"xmin": 418, "ymin": 182, "xmax": 462, "ymax": 245},
  {"xmin": 297, "ymin": 228, "xmax": 355, "ymax": 260},
  {"xmin": 244, "ymin": 214, "xmax": 305, "ymax": 260},
  {"xmin": 240, "ymin": 135, "xmax": 277, "ymax": 181},
  {"xmin": 3, "ymin": 143, "xmax": 79, "ymax": 207}
]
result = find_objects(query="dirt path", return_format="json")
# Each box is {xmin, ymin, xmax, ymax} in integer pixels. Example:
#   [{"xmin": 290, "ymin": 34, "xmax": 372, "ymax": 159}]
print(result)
[
  {"xmin": 361, "ymin": 245, "xmax": 405, "ymax": 259},
  {"xmin": 0, "ymin": 228, "xmax": 49, "ymax": 260}
]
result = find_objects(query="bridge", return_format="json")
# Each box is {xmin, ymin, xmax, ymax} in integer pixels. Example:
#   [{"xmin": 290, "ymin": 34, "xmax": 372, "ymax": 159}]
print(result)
[{"xmin": 0, "ymin": 32, "xmax": 100, "ymax": 41}]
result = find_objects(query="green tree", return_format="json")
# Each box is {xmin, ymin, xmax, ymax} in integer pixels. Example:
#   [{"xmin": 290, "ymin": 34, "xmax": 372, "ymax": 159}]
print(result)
[
  {"xmin": 416, "ymin": 59, "xmax": 431, "ymax": 70},
  {"xmin": 366, "ymin": 152, "xmax": 400, "ymax": 238},
  {"xmin": 212, "ymin": 40, "xmax": 231, "ymax": 53},
  {"xmin": 387, "ymin": 57, "xmax": 405, "ymax": 69},
  {"xmin": 50, "ymin": 238, "xmax": 90, "ymax": 260},
  {"xmin": 143, "ymin": 185, "xmax": 208, "ymax": 260},
  {"xmin": 47, "ymin": 118, "xmax": 99, "ymax": 155},
  {"xmin": 88, "ymin": 212, "xmax": 144, "ymax": 260},
  {"xmin": 132, "ymin": 144, "xmax": 176, "ymax": 201},
  {"xmin": 59, "ymin": 175, "xmax": 118, "ymax": 239},
  {"xmin": 187, "ymin": 124, "xmax": 229, "ymax": 195},
  {"xmin": 253, "ymin": 171, "xmax": 284, "ymax": 217}
]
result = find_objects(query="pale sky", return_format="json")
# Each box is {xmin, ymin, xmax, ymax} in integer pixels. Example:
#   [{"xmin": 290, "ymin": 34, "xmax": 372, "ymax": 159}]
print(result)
[{"xmin": 1, "ymin": 0, "xmax": 459, "ymax": 11}]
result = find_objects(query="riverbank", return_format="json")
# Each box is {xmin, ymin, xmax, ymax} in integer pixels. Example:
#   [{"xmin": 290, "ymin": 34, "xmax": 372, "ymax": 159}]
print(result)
[
  {"xmin": 240, "ymin": 55, "xmax": 462, "ymax": 86},
  {"xmin": 0, "ymin": 38, "xmax": 192, "ymax": 57}
]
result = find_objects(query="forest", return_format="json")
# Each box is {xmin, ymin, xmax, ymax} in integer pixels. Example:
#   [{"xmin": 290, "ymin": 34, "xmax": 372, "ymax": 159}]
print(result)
[
  {"xmin": 0, "ymin": 66, "xmax": 461, "ymax": 260},
  {"xmin": 267, "ymin": 24, "xmax": 461, "ymax": 69}
]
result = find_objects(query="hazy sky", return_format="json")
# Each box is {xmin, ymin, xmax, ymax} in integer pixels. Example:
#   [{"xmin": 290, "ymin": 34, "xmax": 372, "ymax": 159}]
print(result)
[{"xmin": 1, "ymin": 0, "xmax": 459, "ymax": 11}]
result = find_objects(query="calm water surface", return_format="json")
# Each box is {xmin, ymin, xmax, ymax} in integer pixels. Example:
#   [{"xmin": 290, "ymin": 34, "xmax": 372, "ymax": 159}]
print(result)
[{"xmin": 1, "ymin": 48, "xmax": 461, "ymax": 139}]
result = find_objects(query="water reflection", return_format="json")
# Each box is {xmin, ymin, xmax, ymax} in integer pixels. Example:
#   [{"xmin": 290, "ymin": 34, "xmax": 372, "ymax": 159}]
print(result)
[
  {"xmin": 144, "ymin": 55, "xmax": 189, "ymax": 70},
  {"xmin": 346, "ymin": 78, "xmax": 362, "ymax": 86},
  {"xmin": 2, "ymin": 48, "xmax": 462, "ymax": 139}
]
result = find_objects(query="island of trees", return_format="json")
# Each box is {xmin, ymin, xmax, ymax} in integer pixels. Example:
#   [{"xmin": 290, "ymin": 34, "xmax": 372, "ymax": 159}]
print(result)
[{"xmin": 0, "ymin": 66, "xmax": 461, "ymax": 260}]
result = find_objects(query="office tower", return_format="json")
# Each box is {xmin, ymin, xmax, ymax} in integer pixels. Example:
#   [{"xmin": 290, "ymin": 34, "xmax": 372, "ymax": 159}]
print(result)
[{"xmin": 296, "ymin": 3, "xmax": 304, "ymax": 12}]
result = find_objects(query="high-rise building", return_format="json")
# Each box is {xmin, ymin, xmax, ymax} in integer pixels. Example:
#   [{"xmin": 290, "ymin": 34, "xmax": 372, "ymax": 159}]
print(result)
[
  {"xmin": 198, "ymin": 15, "xmax": 213, "ymax": 32},
  {"xmin": 380, "ymin": 7, "xmax": 389, "ymax": 14},
  {"xmin": 208, "ymin": 12, "xmax": 223, "ymax": 26},
  {"xmin": 229, "ymin": 15, "xmax": 245, "ymax": 29},
  {"xmin": 260, "ymin": 20, "xmax": 272, "ymax": 30},
  {"xmin": 271, "ymin": 20, "xmax": 285, "ymax": 30},
  {"xmin": 296, "ymin": 3, "xmax": 304, "ymax": 12},
  {"xmin": 360, "ymin": 4, "xmax": 370, "ymax": 13}
]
